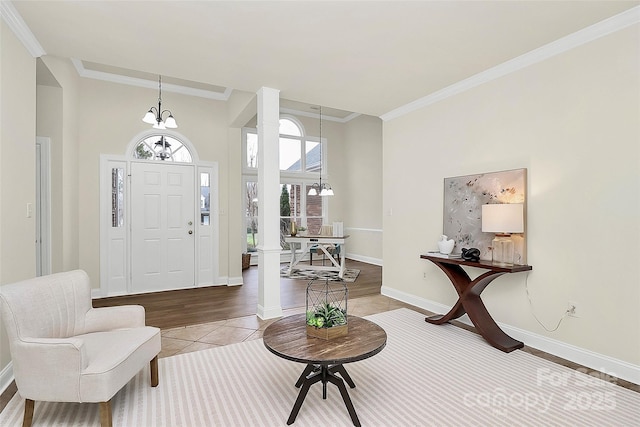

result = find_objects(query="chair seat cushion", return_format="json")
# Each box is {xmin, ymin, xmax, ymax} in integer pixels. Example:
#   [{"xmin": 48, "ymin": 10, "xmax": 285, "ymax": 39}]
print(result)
[{"xmin": 76, "ymin": 326, "xmax": 161, "ymax": 402}]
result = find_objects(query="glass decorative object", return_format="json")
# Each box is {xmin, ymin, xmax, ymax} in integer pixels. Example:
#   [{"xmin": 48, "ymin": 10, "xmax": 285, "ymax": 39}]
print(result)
[{"xmin": 306, "ymin": 279, "xmax": 348, "ymax": 340}]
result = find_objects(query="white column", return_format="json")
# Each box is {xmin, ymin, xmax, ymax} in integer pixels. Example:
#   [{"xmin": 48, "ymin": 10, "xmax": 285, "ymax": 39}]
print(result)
[{"xmin": 256, "ymin": 87, "xmax": 283, "ymax": 319}]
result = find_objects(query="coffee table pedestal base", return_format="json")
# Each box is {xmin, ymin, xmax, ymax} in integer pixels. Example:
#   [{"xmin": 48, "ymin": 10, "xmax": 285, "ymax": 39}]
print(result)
[{"xmin": 288, "ymin": 363, "xmax": 360, "ymax": 427}]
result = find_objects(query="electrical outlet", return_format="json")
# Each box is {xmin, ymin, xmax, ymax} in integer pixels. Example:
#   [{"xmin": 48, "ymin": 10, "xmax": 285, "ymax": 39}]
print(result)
[
  {"xmin": 567, "ymin": 301, "xmax": 579, "ymax": 317},
  {"xmin": 423, "ymin": 272, "xmax": 427, "ymax": 280}
]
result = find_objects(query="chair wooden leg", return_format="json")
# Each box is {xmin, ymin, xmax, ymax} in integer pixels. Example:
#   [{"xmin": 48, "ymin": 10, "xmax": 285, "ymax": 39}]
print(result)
[
  {"xmin": 22, "ymin": 399, "xmax": 34, "ymax": 427},
  {"xmin": 150, "ymin": 355, "xmax": 159, "ymax": 387},
  {"xmin": 99, "ymin": 401, "xmax": 112, "ymax": 427}
]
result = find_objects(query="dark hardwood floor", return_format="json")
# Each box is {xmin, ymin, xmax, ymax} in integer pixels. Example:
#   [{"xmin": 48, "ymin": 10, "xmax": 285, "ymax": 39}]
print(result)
[{"xmin": 92, "ymin": 259, "xmax": 381, "ymax": 330}]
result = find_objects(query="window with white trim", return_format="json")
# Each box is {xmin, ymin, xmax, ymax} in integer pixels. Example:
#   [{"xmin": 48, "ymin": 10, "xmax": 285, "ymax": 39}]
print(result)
[{"xmin": 243, "ymin": 117, "xmax": 327, "ymax": 253}]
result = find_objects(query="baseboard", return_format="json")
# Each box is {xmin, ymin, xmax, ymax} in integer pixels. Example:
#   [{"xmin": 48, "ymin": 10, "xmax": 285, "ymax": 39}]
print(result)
[
  {"xmin": 381, "ymin": 286, "xmax": 640, "ymax": 385},
  {"xmin": 345, "ymin": 253, "xmax": 382, "ymax": 266},
  {"xmin": 227, "ymin": 276, "xmax": 243, "ymax": 286},
  {"xmin": 257, "ymin": 304, "xmax": 282, "ymax": 320},
  {"xmin": 0, "ymin": 362, "xmax": 13, "ymax": 396}
]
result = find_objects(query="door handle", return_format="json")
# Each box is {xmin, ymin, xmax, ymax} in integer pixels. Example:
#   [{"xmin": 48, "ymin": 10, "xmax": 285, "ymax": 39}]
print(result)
[{"xmin": 188, "ymin": 230, "xmax": 193, "ymax": 235}]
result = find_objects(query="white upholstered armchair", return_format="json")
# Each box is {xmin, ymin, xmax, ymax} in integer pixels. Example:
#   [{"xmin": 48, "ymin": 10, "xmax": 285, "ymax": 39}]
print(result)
[{"xmin": 0, "ymin": 270, "xmax": 161, "ymax": 427}]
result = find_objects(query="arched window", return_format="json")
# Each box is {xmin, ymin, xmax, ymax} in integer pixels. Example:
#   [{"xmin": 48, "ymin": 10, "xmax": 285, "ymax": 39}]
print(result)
[
  {"xmin": 242, "ymin": 115, "xmax": 328, "ymax": 253},
  {"xmin": 133, "ymin": 134, "xmax": 193, "ymax": 162},
  {"xmin": 244, "ymin": 116, "xmax": 320, "ymax": 173}
]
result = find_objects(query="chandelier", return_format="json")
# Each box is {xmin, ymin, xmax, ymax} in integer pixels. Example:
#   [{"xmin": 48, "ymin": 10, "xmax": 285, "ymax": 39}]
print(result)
[
  {"xmin": 308, "ymin": 106, "xmax": 334, "ymax": 196},
  {"xmin": 153, "ymin": 136, "xmax": 172, "ymax": 161},
  {"xmin": 142, "ymin": 76, "xmax": 178, "ymax": 129}
]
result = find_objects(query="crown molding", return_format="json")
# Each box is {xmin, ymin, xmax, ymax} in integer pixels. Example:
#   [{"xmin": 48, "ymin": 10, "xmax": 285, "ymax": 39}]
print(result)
[
  {"xmin": 0, "ymin": 0, "xmax": 45, "ymax": 57},
  {"xmin": 71, "ymin": 58, "xmax": 233, "ymax": 101},
  {"xmin": 381, "ymin": 6, "xmax": 640, "ymax": 122}
]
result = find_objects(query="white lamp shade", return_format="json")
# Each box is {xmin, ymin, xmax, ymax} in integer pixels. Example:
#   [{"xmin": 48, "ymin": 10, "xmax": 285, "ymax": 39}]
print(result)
[
  {"xmin": 153, "ymin": 121, "xmax": 166, "ymax": 130},
  {"xmin": 142, "ymin": 110, "xmax": 156, "ymax": 124},
  {"xmin": 482, "ymin": 203, "xmax": 524, "ymax": 233},
  {"xmin": 164, "ymin": 115, "xmax": 178, "ymax": 128},
  {"xmin": 308, "ymin": 188, "xmax": 317, "ymax": 196}
]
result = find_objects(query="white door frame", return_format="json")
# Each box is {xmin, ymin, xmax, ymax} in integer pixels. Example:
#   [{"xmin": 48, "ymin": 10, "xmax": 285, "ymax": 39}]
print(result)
[
  {"xmin": 98, "ymin": 130, "xmax": 220, "ymax": 297},
  {"xmin": 35, "ymin": 136, "xmax": 52, "ymax": 276}
]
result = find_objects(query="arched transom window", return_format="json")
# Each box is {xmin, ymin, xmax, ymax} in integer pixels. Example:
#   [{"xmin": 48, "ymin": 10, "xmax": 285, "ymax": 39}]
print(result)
[{"xmin": 133, "ymin": 134, "xmax": 193, "ymax": 162}]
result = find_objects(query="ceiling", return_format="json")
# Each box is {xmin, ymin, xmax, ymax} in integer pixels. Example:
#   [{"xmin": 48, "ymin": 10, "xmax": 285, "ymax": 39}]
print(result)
[{"xmin": 11, "ymin": 1, "xmax": 639, "ymax": 117}]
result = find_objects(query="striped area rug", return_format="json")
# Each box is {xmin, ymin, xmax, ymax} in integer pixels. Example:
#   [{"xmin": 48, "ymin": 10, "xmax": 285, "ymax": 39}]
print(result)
[{"xmin": 1, "ymin": 308, "xmax": 638, "ymax": 426}]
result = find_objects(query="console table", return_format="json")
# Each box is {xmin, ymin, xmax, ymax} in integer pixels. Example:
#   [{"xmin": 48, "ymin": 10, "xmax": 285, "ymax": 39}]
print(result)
[{"xmin": 420, "ymin": 255, "xmax": 532, "ymax": 352}]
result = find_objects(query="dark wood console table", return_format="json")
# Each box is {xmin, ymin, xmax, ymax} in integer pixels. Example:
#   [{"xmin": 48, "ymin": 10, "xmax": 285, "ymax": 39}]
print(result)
[{"xmin": 420, "ymin": 255, "xmax": 532, "ymax": 353}]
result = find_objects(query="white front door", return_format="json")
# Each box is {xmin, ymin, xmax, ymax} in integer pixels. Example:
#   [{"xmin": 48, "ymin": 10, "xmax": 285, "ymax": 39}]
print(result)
[{"xmin": 131, "ymin": 162, "xmax": 195, "ymax": 293}]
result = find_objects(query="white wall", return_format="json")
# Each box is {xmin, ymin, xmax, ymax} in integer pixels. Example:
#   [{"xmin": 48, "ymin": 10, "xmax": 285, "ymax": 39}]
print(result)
[
  {"xmin": 382, "ymin": 25, "xmax": 639, "ymax": 368},
  {"xmin": 0, "ymin": 18, "xmax": 37, "ymax": 379},
  {"xmin": 344, "ymin": 115, "xmax": 383, "ymax": 264}
]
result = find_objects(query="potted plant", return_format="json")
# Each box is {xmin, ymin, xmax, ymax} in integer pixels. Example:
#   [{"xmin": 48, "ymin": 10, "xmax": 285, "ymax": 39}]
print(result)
[{"xmin": 305, "ymin": 279, "xmax": 348, "ymax": 339}]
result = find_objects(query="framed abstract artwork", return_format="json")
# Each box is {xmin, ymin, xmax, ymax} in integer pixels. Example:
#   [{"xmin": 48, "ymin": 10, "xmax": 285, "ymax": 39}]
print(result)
[{"xmin": 443, "ymin": 168, "xmax": 527, "ymax": 263}]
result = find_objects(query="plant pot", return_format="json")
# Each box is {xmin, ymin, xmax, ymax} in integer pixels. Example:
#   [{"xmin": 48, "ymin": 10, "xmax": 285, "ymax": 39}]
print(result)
[
  {"xmin": 306, "ymin": 324, "xmax": 348, "ymax": 340},
  {"xmin": 242, "ymin": 253, "xmax": 251, "ymax": 270}
]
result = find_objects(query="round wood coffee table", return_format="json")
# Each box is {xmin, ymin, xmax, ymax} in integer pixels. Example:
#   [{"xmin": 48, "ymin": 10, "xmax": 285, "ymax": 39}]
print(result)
[{"xmin": 263, "ymin": 314, "xmax": 387, "ymax": 427}]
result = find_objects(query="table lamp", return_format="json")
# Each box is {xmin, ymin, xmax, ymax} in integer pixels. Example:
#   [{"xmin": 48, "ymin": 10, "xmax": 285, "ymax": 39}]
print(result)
[{"xmin": 481, "ymin": 203, "xmax": 524, "ymax": 266}]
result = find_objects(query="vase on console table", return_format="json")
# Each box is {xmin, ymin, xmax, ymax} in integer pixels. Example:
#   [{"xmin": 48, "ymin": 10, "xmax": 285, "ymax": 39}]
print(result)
[
  {"xmin": 437, "ymin": 235, "xmax": 455, "ymax": 254},
  {"xmin": 290, "ymin": 221, "xmax": 297, "ymax": 236}
]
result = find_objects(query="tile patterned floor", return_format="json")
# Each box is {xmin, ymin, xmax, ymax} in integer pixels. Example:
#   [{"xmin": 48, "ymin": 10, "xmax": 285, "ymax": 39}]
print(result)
[{"xmin": 159, "ymin": 294, "xmax": 409, "ymax": 358}]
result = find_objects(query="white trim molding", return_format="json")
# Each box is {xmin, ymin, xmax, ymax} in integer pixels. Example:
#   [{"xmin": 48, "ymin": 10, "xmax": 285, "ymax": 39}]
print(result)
[
  {"xmin": 280, "ymin": 107, "xmax": 361, "ymax": 124},
  {"xmin": 381, "ymin": 286, "xmax": 640, "ymax": 385},
  {"xmin": 346, "ymin": 253, "xmax": 382, "ymax": 267},
  {"xmin": 345, "ymin": 227, "xmax": 382, "ymax": 233},
  {"xmin": 0, "ymin": 0, "xmax": 45, "ymax": 57},
  {"xmin": 0, "ymin": 361, "xmax": 13, "ymax": 396},
  {"xmin": 381, "ymin": 6, "xmax": 640, "ymax": 121}
]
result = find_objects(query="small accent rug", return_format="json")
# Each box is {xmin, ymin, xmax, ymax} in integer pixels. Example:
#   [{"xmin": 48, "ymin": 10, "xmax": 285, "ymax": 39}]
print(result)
[
  {"xmin": 1, "ymin": 308, "xmax": 638, "ymax": 426},
  {"xmin": 280, "ymin": 267, "xmax": 360, "ymax": 283}
]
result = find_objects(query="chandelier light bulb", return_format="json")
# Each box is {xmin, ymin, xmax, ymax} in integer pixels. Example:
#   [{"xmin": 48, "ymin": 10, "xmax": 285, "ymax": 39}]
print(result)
[
  {"xmin": 164, "ymin": 115, "xmax": 177, "ymax": 129},
  {"xmin": 142, "ymin": 110, "xmax": 156, "ymax": 124}
]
